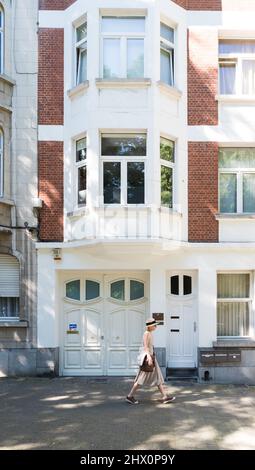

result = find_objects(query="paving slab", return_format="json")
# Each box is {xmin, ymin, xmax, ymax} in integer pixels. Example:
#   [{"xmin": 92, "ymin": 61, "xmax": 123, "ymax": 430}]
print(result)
[{"xmin": 0, "ymin": 377, "xmax": 255, "ymax": 450}]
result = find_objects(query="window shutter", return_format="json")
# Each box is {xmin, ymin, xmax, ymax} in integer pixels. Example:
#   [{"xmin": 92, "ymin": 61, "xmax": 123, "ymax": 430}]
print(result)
[{"xmin": 0, "ymin": 255, "xmax": 20, "ymax": 297}]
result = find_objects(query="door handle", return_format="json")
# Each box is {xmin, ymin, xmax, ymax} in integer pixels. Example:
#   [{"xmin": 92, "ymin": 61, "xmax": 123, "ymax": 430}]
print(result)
[{"xmin": 193, "ymin": 322, "xmax": 197, "ymax": 332}]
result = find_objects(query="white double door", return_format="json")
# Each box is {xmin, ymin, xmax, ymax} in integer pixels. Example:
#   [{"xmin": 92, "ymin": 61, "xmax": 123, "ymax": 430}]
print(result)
[
  {"xmin": 62, "ymin": 272, "xmax": 147, "ymax": 376},
  {"xmin": 167, "ymin": 272, "xmax": 197, "ymax": 368}
]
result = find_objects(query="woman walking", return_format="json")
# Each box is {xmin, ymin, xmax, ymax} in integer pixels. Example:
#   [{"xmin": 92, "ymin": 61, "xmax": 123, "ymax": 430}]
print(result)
[{"xmin": 126, "ymin": 318, "xmax": 175, "ymax": 405}]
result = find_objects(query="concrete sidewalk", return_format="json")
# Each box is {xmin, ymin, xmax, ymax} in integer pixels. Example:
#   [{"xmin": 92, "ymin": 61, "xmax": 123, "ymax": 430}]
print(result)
[{"xmin": 0, "ymin": 377, "xmax": 255, "ymax": 450}]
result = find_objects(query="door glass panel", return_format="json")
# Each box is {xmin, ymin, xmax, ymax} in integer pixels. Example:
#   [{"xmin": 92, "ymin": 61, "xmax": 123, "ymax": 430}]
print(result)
[
  {"xmin": 86, "ymin": 280, "xmax": 100, "ymax": 300},
  {"xmin": 243, "ymin": 173, "xmax": 255, "ymax": 212},
  {"xmin": 219, "ymin": 173, "xmax": 237, "ymax": 213},
  {"xmin": 127, "ymin": 38, "xmax": 144, "ymax": 78},
  {"xmin": 103, "ymin": 162, "xmax": 121, "ymax": 204},
  {"xmin": 111, "ymin": 280, "xmax": 125, "ymax": 300},
  {"xmin": 130, "ymin": 280, "xmax": 144, "ymax": 300},
  {"xmin": 66, "ymin": 280, "xmax": 80, "ymax": 300},
  {"xmin": 161, "ymin": 165, "xmax": 172, "ymax": 207},
  {"xmin": 170, "ymin": 276, "xmax": 179, "ymax": 295},
  {"xmin": 127, "ymin": 162, "xmax": 145, "ymax": 204},
  {"xmin": 183, "ymin": 276, "xmax": 192, "ymax": 295},
  {"xmin": 103, "ymin": 38, "xmax": 121, "ymax": 78}
]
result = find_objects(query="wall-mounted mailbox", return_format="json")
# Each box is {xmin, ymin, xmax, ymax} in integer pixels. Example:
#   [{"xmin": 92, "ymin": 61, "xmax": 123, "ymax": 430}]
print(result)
[{"xmin": 200, "ymin": 350, "xmax": 241, "ymax": 365}]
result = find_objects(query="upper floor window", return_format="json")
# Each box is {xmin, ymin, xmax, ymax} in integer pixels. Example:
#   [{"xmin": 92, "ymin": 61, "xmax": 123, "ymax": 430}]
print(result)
[
  {"xmin": 160, "ymin": 22, "xmax": 175, "ymax": 86},
  {"xmin": 160, "ymin": 137, "xmax": 174, "ymax": 208},
  {"xmin": 219, "ymin": 40, "xmax": 255, "ymax": 95},
  {"xmin": 76, "ymin": 137, "xmax": 87, "ymax": 206},
  {"xmin": 75, "ymin": 21, "xmax": 87, "ymax": 85},
  {"xmin": 101, "ymin": 133, "xmax": 146, "ymax": 205},
  {"xmin": 217, "ymin": 273, "xmax": 251, "ymax": 337},
  {"xmin": 101, "ymin": 16, "xmax": 145, "ymax": 79},
  {"xmin": 0, "ymin": 6, "xmax": 3, "ymax": 74},
  {"xmin": 0, "ymin": 254, "xmax": 20, "ymax": 319},
  {"xmin": 219, "ymin": 148, "xmax": 255, "ymax": 213},
  {"xmin": 0, "ymin": 129, "xmax": 3, "ymax": 197}
]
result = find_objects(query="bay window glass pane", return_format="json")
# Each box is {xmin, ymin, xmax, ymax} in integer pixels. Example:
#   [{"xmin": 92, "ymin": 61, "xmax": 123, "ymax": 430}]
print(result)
[
  {"xmin": 160, "ymin": 137, "xmax": 174, "ymax": 162},
  {"xmin": 76, "ymin": 138, "xmax": 86, "ymax": 162},
  {"xmin": 103, "ymin": 162, "xmax": 121, "ymax": 204},
  {"xmin": 217, "ymin": 302, "xmax": 249, "ymax": 336},
  {"xmin": 78, "ymin": 166, "xmax": 86, "ymax": 205},
  {"xmin": 0, "ymin": 298, "xmax": 19, "ymax": 317},
  {"xmin": 127, "ymin": 162, "xmax": 145, "ymax": 204},
  {"xmin": 102, "ymin": 135, "xmax": 146, "ymax": 156},
  {"xmin": 103, "ymin": 39, "xmax": 121, "ymax": 78},
  {"xmin": 102, "ymin": 17, "xmax": 145, "ymax": 33},
  {"xmin": 171, "ymin": 276, "xmax": 179, "ymax": 295},
  {"xmin": 130, "ymin": 280, "xmax": 144, "ymax": 300},
  {"xmin": 160, "ymin": 23, "xmax": 174, "ymax": 43},
  {"xmin": 86, "ymin": 280, "xmax": 100, "ymax": 300},
  {"xmin": 217, "ymin": 274, "xmax": 249, "ymax": 299},
  {"xmin": 219, "ymin": 148, "xmax": 255, "ymax": 168},
  {"xmin": 160, "ymin": 48, "xmax": 174, "ymax": 86},
  {"xmin": 111, "ymin": 280, "xmax": 125, "ymax": 300},
  {"xmin": 77, "ymin": 48, "xmax": 87, "ymax": 84},
  {"xmin": 66, "ymin": 280, "xmax": 80, "ymax": 300},
  {"xmin": 219, "ymin": 40, "xmax": 255, "ymax": 54},
  {"xmin": 219, "ymin": 63, "xmax": 236, "ymax": 94},
  {"xmin": 219, "ymin": 173, "xmax": 237, "ymax": 213},
  {"xmin": 127, "ymin": 39, "xmax": 144, "ymax": 78},
  {"xmin": 243, "ymin": 173, "xmax": 255, "ymax": 212},
  {"xmin": 76, "ymin": 23, "xmax": 87, "ymax": 42},
  {"xmin": 161, "ymin": 165, "xmax": 172, "ymax": 207},
  {"xmin": 242, "ymin": 60, "xmax": 255, "ymax": 95}
]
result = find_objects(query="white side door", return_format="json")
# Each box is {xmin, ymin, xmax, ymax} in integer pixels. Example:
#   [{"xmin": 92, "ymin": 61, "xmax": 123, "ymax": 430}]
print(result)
[{"xmin": 167, "ymin": 272, "xmax": 197, "ymax": 368}]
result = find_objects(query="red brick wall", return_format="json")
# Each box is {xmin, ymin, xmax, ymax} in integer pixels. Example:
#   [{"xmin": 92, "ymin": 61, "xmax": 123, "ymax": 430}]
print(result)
[
  {"xmin": 39, "ymin": 0, "xmax": 76, "ymax": 9},
  {"xmin": 171, "ymin": 0, "xmax": 188, "ymax": 8},
  {"xmin": 188, "ymin": 142, "xmax": 218, "ymax": 242},
  {"xmin": 188, "ymin": 28, "xmax": 218, "ymax": 126},
  {"xmin": 38, "ymin": 29, "xmax": 64, "ymax": 125},
  {"xmin": 38, "ymin": 141, "xmax": 64, "ymax": 242}
]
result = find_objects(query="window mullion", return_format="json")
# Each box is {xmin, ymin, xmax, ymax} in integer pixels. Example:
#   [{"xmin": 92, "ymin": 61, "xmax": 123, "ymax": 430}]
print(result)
[
  {"xmin": 237, "ymin": 172, "xmax": 243, "ymax": 213},
  {"xmin": 122, "ymin": 160, "xmax": 127, "ymax": 205}
]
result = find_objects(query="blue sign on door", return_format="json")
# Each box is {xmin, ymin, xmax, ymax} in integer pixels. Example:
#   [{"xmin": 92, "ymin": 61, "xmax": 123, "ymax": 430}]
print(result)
[{"xmin": 69, "ymin": 323, "xmax": 77, "ymax": 331}]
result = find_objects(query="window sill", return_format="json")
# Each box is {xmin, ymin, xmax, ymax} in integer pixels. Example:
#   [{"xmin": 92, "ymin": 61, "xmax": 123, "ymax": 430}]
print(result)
[
  {"xmin": 215, "ymin": 213, "xmax": 255, "ymax": 220},
  {"xmin": 157, "ymin": 81, "xmax": 182, "ymax": 99},
  {"xmin": 67, "ymin": 206, "xmax": 182, "ymax": 218},
  {"xmin": 0, "ymin": 73, "xmax": 16, "ymax": 87},
  {"xmin": 67, "ymin": 81, "xmax": 89, "ymax": 98},
  {"xmin": 0, "ymin": 320, "xmax": 28, "ymax": 328},
  {"xmin": 216, "ymin": 94, "xmax": 255, "ymax": 104},
  {"xmin": 0, "ymin": 197, "xmax": 15, "ymax": 206},
  {"xmin": 95, "ymin": 78, "xmax": 151, "ymax": 89},
  {"xmin": 213, "ymin": 339, "xmax": 255, "ymax": 348}
]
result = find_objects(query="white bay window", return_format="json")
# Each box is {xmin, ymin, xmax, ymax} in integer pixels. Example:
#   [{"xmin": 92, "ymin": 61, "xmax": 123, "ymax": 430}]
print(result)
[
  {"xmin": 219, "ymin": 148, "xmax": 255, "ymax": 213},
  {"xmin": 101, "ymin": 16, "xmax": 145, "ymax": 79},
  {"xmin": 217, "ymin": 273, "xmax": 251, "ymax": 337},
  {"xmin": 101, "ymin": 134, "xmax": 146, "ymax": 205},
  {"xmin": 76, "ymin": 137, "xmax": 87, "ymax": 206},
  {"xmin": 75, "ymin": 21, "xmax": 87, "ymax": 85},
  {"xmin": 219, "ymin": 40, "xmax": 255, "ymax": 95}
]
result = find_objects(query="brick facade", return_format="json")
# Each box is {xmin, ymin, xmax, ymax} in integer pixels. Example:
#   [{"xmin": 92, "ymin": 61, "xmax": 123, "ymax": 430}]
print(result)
[
  {"xmin": 188, "ymin": 142, "xmax": 219, "ymax": 242},
  {"xmin": 38, "ymin": 141, "xmax": 64, "ymax": 242},
  {"xmin": 38, "ymin": 29, "xmax": 64, "ymax": 125},
  {"xmin": 39, "ymin": 0, "xmax": 76, "ymax": 10},
  {"xmin": 188, "ymin": 28, "xmax": 218, "ymax": 126}
]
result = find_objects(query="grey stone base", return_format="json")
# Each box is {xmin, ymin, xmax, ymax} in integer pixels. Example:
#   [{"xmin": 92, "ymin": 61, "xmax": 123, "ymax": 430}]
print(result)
[
  {"xmin": 198, "ymin": 347, "xmax": 255, "ymax": 385},
  {"xmin": 0, "ymin": 348, "xmax": 59, "ymax": 377}
]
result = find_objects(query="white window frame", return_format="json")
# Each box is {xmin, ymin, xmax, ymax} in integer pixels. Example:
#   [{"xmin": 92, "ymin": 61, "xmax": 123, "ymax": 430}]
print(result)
[
  {"xmin": 160, "ymin": 21, "xmax": 175, "ymax": 87},
  {"xmin": 219, "ymin": 40, "xmax": 255, "ymax": 95},
  {"xmin": 0, "ymin": 129, "xmax": 3, "ymax": 197},
  {"xmin": 219, "ymin": 148, "xmax": 255, "ymax": 214},
  {"xmin": 100, "ymin": 132, "xmax": 147, "ymax": 206},
  {"xmin": 160, "ymin": 136, "xmax": 175, "ymax": 208},
  {"xmin": 100, "ymin": 15, "xmax": 146, "ymax": 79},
  {"xmin": 74, "ymin": 18, "xmax": 87, "ymax": 86},
  {"xmin": 75, "ymin": 135, "xmax": 87, "ymax": 207},
  {"xmin": 0, "ymin": 5, "xmax": 4, "ymax": 74},
  {"xmin": 217, "ymin": 271, "xmax": 253, "ymax": 339}
]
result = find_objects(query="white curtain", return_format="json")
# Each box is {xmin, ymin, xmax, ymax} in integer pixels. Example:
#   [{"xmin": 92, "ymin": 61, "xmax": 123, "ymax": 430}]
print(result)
[
  {"xmin": 220, "ymin": 63, "xmax": 236, "ymax": 94},
  {"xmin": 217, "ymin": 274, "xmax": 250, "ymax": 336},
  {"xmin": 242, "ymin": 60, "xmax": 255, "ymax": 94}
]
